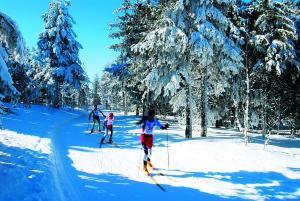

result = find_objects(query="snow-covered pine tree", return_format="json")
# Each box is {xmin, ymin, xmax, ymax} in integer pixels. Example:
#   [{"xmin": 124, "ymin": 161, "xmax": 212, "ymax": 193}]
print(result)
[
  {"xmin": 109, "ymin": 0, "xmax": 133, "ymax": 56},
  {"xmin": 133, "ymin": 0, "xmax": 243, "ymax": 137},
  {"xmin": 125, "ymin": 1, "xmax": 159, "ymax": 115},
  {"xmin": 99, "ymin": 70, "xmax": 123, "ymax": 110},
  {"xmin": 0, "ymin": 12, "xmax": 25, "ymax": 104},
  {"xmin": 246, "ymin": 0, "xmax": 297, "ymax": 133},
  {"xmin": 37, "ymin": 0, "xmax": 86, "ymax": 108},
  {"xmin": 109, "ymin": 0, "xmax": 163, "ymax": 116},
  {"xmin": 7, "ymin": 54, "xmax": 32, "ymax": 105},
  {"xmin": 128, "ymin": 1, "xmax": 162, "ymax": 116},
  {"xmin": 226, "ymin": 1, "xmax": 246, "ymax": 132},
  {"xmin": 99, "ymin": 72, "xmax": 110, "ymax": 110},
  {"xmin": 27, "ymin": 48, "xmax": 43, "ymax": 104},
  {"xmin": 109, "ymin": 0, "xmax": 134, "ymax": 115},
  {"xmin": 91, "ymin": 74, "xmax": 101, "ymax": 106},
  {"xmin": 248, "ymin": 0, "xmax": 297, "ymax": 74},
  {"xmin": 0, "ymin": 44, "xmax": 17, "ymax": 101},
  {"xmin": 280, "ymin": 0, "xmax": 300, "ymax": 132},
  {"xmin": 131, "ymin": 0, "xmax": 195, "ymax": 137},
  {"xmin": 226, "ymin": 1, "xmax": 253, "ymax": 143},
  {"xmin": 78, "ymin": 82, "xmax": 90, "ymax": 109},
  {"xmin": 191, "ymin": 0, "xmax": 243, "ymax": 137}
]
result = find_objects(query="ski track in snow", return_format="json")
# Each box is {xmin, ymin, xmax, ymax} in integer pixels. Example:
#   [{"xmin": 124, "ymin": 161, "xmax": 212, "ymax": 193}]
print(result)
[
  {"xmin": 1, "ymin": 106, "xmax": 300, "ymax": 201},
  {"xmin": 50, "ymin": 114, "xmax": 86, "ymax": 201}
]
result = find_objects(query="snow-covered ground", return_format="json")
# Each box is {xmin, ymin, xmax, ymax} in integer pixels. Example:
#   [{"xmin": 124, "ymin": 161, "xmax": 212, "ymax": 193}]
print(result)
[{"xmin": 0, "ymin": 105, "xmax": 300, "ymax": 201}]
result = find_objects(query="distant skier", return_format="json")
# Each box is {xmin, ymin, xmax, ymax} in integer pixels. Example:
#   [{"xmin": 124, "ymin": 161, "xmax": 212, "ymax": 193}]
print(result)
[
  {"xmin": 136, "ymin": 109, "xmax": 169, "ymax": 175},
  {"xmin": 100, "ymin": 112, "xmax": 115, "ymax": 144},
  {"xmin": 89, "ymin": 105, "xmax": 105, "ymax": 133}
]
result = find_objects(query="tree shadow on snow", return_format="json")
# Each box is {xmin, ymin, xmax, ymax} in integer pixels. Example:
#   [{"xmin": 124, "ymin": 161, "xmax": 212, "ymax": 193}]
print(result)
[
  {"xmin": 153, "ymin": 168, "xmax": 300, "ymax": 201},
  {"xmin": 62, "ymin": 169, "xmax": 253, "ymax": 201},
  {"xmin": 248, "ymin": 135, "xmax": 300, "ymax": 149},
  {"xmin": 57, "ymin": 114, "xmax": 300, "ymax": 201},
  {"xmin": 0, "ymin": 105, "xmax": 86, "ymax": 139},
  {"xmin": 0, "ymin": 143, "xmax": 59, "ymax": 201}
]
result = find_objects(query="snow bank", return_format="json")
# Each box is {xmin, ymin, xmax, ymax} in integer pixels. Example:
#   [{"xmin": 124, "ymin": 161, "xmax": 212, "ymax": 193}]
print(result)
[
  {"xmin": 0, "ymin": 130, "xmax": 57, "ymax": 201},
  {"xmin": 0, "ymin": 105, "xmax": 84, "ymax": 201}
]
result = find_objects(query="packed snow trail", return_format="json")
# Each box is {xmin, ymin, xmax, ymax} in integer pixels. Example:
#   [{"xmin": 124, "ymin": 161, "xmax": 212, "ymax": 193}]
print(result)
[
  {"xmin": 0, "ymin": 106, "xmax": 85, "ymax": 201},
  {"xmin": 50, "ymin": 113, "xmax": 86, "ymax": 201},
  {"xmin": 51, "ymin": 111, "xmax": 300, "ymax": 201},
  {"xmin": 49, "ymin": 111, "xmax": 237, "ymax": 201},
  {"xmin": 50, "ymin": 112, "xmax": 185, "ymax": 201},
  {"xmin": 1, "ymin": 106, "xmax": 300, "ymax": 201}
]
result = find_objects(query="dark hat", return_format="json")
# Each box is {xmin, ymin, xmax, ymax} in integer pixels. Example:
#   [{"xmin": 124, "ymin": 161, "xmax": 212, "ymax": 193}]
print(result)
[{"xmin": 148, "ymin": 109, "xmax": 155, "ymax": 117}]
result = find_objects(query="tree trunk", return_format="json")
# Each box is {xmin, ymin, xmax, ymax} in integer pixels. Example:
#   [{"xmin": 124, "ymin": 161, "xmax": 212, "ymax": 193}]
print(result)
[
  {"xmin": 179, "ymin": 72, "xmax": 193, "ymax": 138},
  {"xmin": 244, "ymin": 70, "xmax": 250, "ymax": 145},
  {"xmin": 262, "ymin": 89, "xmax": 267, "ymax": 134},
  {"xmin": 143, "ymin": 91, "xmax": 150, "ymax": 116},
  {"xmin": 185, "ymin": 83, "xmax": 193, "ymax": 138},
  {"xmin": 200, "ymin": 69, "xmax": 208, "ymax": 137},
  {"xmin": 105, "ymin": 100, "xmax": 109, "ymax": 110},
  {"xmin": 234, "ymin": 103, "xmax": 243, "ymax": 131},
  {"xmin": 136, "ymin": 104, "xmax": 139, "ymax": 116},
  {"xmin": 243, "ymin": 33, "xmax": 250, "ymax": 145},
  {"xmin": 53, "ymin": 79, "xmax": 60, "ymax": 108},
  {"xmin": 122, "ymin": 81, "xmax": 128, "ymax": 115}
]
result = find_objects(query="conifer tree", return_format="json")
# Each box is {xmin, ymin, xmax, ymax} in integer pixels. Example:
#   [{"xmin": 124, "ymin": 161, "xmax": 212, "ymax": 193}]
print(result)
[
  {"xmin": 37, "ymin": 0, "xmax": 87, "ymax": 108},
  {"xmin": 133, "ymin": 0, "xmax": 243, "ymax": 137},
  {"xmin": 0, "ymin": 12, "xmax": 25, "ymax": 102},
  {"xmin": 92, "ymin": 74, "xmax": 101, "ymax": 106},
  {"xmin": 246, "ymin": 0, "xmax": 297, "ymax": 133},
  {"xmin": 109, "ymin": 0, "xmax": 134, "ymax": 115},
  {"xmin": 78, "ymin": 83, "xmax": 90, "ymax": 108}
]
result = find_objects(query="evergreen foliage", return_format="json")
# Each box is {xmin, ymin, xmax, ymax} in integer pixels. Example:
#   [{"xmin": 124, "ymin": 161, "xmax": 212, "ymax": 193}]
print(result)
[
  {"xmin": 101, "ymin": 0, "xmax": 300, "ymax": 138},
  {"xmin": 37, "ymin": 0, "xmax": 87, "ymax": 108}
]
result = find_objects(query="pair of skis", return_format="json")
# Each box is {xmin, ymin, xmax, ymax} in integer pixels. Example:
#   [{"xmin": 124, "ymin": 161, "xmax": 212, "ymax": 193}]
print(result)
[
  {"xmin": 142, "ymin": 167, "xmax": 177, "ymax": 192},
  {"xmin": 99, "ymin": 141, "xmax": 119, "ymax": 148},
  {"xmin": 146, "ymin": 172, "xmax": 166, "ymax": 191},
  {"xmin": 85, "ymin": 130, "xmax": 104, "ymax": 135}
]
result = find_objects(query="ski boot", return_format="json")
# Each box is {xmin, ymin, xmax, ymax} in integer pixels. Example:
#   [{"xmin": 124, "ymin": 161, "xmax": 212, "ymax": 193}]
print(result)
[
  {"xmin": 99, "ymin": 138, "xmax": 105, "ymax": 146},
  {"xmin": 143, "ymin": 165, "xmax": 150, "ymax": 176},
  {"xmin": 108, "ymin": 138, "xmax": 113, "ymax": 144},
  {"xmin": 147, "ymin": 159, "xmax": 155, "ymax": 170}
]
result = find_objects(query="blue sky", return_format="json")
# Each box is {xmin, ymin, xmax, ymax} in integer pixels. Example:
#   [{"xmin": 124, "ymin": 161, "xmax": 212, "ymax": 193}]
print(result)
[{"xmin": 0, "ymin": 0, "xmax": 123, "ymax": 81}]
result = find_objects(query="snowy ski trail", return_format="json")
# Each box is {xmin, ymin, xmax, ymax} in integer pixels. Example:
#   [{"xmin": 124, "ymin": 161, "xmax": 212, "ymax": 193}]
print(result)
[
  {"xmin": 48, "ymin": 112, "xmax": 186, "ymax": 201},
  {"xmin": 50, "ymin": 111, "xmax": 300, "ymax": 201},
  {"xmin": 50, "ymin": 113, "xmax": 86, "ymax": 201},
  {"xmin": 1, "ymin": 106, "xmax": 300, "ymax": 201}
]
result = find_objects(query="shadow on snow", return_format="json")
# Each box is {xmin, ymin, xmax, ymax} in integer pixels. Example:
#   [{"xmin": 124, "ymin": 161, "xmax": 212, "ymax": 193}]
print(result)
[{"xmin": 56, "ymin": 113, "xmax": 300, "ymax": 201}]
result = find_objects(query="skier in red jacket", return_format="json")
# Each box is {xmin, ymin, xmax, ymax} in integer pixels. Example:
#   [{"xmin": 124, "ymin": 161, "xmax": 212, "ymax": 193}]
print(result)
[{"xmin": 100, "ymin": 112, "xmax": 114, "ymax": 144}]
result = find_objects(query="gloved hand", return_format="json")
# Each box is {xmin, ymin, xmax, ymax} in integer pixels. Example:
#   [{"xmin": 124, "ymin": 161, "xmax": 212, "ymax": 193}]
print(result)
[
  {"xmin": 165, "ymin": 123, "xmax": 169, "ymax": 129},
  {"xmin": 162, "ymin": 123, "xmax": 169, "ymax": 129}
]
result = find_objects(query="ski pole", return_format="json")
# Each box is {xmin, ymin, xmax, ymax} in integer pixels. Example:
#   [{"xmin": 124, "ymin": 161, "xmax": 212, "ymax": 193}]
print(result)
[
  {"xmin": 87, "ymin": 119, "xmax": 91, "ymax": 132},
  {"xmin": 167, "ymin": 129, "xmax": 170, "ymax": 171},
  {"xmin": 138, "ymin": 147, "xmax": 143, "ymax": 177},
  {"xmin": 0, "ymin": 115, "xmax": 3, "ymax": 130}
]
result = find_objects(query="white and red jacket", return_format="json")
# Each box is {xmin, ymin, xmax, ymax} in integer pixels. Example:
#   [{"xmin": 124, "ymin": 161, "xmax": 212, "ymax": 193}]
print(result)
[{"xmin": 104, "ymin": 115, "xmax": 114, "ymax": 129}]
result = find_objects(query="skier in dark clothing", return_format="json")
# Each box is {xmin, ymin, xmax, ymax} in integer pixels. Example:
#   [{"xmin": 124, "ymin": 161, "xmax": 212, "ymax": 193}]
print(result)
[
  {"xmin": 136, "ymin": 109, "xmax": 169, "ymax": 175},
  {"xmin": 89, "ymin": 105, "xmax": 105, "ymax": 133}
]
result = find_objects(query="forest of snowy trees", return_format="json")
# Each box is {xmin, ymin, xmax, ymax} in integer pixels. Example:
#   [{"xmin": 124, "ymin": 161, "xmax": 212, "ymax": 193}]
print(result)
[
  {"xmin": 105, "ymin": 0, "xmax": 300, "ymax": 140},
  {"xmin": 0, "ymin": 0, "xmax": 299, "ymax": 140},
  {"xmin": 0, "ymin": 0, "xmax": 88, "ymax": 111}
]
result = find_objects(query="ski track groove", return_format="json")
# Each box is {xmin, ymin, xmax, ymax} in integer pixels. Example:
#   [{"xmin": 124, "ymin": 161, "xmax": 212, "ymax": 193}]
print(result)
[{"xmin": 50, "ymin": 113, "xmax": 86, "ymax": 201}]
